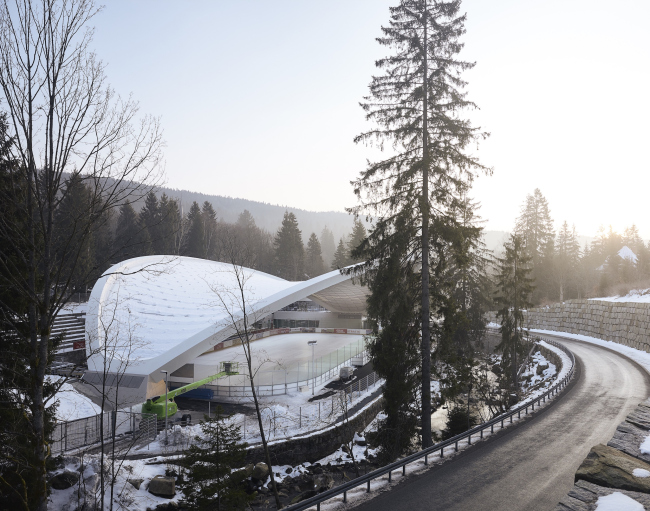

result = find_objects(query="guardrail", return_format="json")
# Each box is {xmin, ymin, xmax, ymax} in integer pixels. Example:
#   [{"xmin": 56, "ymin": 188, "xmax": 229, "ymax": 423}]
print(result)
[{"xmin": 284, "ymin": 337, "xmax": 575, "ymax": 511}]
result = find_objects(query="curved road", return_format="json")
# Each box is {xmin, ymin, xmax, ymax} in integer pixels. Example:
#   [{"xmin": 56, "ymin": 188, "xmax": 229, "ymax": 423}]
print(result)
[{"xmin": 353, "ymin": 335, "xmax": 650, "ymax": 511}]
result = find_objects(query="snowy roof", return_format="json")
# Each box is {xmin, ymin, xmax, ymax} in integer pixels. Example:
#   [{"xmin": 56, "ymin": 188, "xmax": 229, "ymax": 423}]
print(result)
[
  {"xmin": 618, "ymin": 245, "xmax": 638, "ymax": 263},
  {"xmin": 85, "ymin": 256, "xmax": 368, "ymax": 390}
]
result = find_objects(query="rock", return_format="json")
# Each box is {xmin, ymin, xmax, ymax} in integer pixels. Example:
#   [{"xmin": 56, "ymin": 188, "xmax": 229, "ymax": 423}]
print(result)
[
  {"xmin": 312, "ymin": 473, "xmax": 335, "ymax": 492},
  {"xmin": 258, "ymin": 486, "xmax": 269, "ymax": 494},
  {"xmin": 554, "ymin": 480, "xmax": 650, "ymax": 510},
  {"xmin": 232, "ymin": 464, "xmax": 255, "ymax": 483},
  {"xmin": 278, "ymin": 491, "xmax": 288, "ymax": 498},
  {"xmin": 148, "ymin": 475, "xmax": 176, "ymax": 498},
  {"xmin": 355, "ymin": 438, "xmax": 367, "ymax": 447},
  {"xmin": 341, "ymin": 444, "xmax": 351, "ymax": 455},
  {"xmin": 49, "ymin": 470, "xmax": 80, "ymax": 490},
  {"xmin": 575, "ymin": 444, "xmax": 650, "ymax": 493},
  {"xmin": 492, "ymin": 364, "xmax": 502, "ymax": 375},
  {"xmin": 252, "ymin": 462, "xmax": 269, "ymax": 481},
  {"xmin": 537, "ymin": 363, "xmax": 549, "ymax": 376},
  {"xmin": 127, "ymin": 478, "xmax": 144, "ymax": 490},
  {"xmin": 285, "ymin": 467, "xmax": 293, "ymax": 474},
  {"xmin": 312, "ymin": 467, "xmax": 323, "ymax": 474}
]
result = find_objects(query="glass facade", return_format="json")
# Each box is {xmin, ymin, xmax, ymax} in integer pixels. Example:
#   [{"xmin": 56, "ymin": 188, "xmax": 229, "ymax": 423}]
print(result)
[{"xmin": 273, "ymin": 319, "xmax": 320, "ymax": 329}]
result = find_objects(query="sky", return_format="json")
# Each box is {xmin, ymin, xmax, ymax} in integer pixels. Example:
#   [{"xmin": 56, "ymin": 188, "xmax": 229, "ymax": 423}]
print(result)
[{"xmin": 89, "ymin": 0, "xmax": 650, "ymax": 239}]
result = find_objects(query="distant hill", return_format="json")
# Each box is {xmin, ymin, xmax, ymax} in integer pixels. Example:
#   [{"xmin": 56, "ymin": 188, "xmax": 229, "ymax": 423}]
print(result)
[{"xmin": 146, "ymin": 185, "xmax": 357, "ymax": 243}]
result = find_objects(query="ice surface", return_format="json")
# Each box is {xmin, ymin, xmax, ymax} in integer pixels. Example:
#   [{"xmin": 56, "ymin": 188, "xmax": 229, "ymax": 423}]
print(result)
[{"xmin": 594, "ymin": 492, "xmax": 643, "ymax": 511}]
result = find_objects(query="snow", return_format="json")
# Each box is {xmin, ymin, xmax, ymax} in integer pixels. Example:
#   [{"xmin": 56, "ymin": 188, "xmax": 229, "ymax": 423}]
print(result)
[
  {"xmin": 640, "ymin": 436, "xmax": 650, "ymax": 455},
  {"xmin": 594, "ymin": 492, "xmax": 644, "ymax": 511},
  {"xmin": 48, "ymin": 454, "xmax": 182, "ymax": 511},
  {"xmin": 47, "ymin": 375, "xmax": 102, "ymax": 421},
  {"xmin": 89, "ymin": 256, "xmax": 297, "ymax": 362},
  {"xmin": 619, "ymin": 246, "xmax": 638, "ymax": 263},
  {"xmin": 633, "ymin": 468, "xmax": 650, "ymax": 478},
  {"xmin": 530, "ymin": 329, "xmax": 650, "ymax": 376},
  {"xmin": 591, "ymin": 289, "xmax": 650, "ymax": 303}
]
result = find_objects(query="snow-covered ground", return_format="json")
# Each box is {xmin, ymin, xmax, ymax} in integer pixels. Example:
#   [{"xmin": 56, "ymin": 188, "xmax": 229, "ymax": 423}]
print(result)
[
  {"xmin": 594, "ymin": 492, "xmax": 644, "ymax": 511},
  {"xmin": 590, "ymin": 289, "xmax": 650, "ymax": 303},
  {"xmin": 48, "ymin": 375, "xmax": 102, "ymax": 421}
]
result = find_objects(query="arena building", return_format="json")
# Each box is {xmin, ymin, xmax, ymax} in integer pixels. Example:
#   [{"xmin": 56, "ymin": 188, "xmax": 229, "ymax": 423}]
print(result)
[{"xmin": 82, "ymin": 255, "xmax": 370, "ymax": 406}]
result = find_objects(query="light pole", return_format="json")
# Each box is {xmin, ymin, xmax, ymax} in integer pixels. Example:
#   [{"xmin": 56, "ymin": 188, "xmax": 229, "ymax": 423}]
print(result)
[
  {"xmin": 160, "ymin": 370, "xmax": 168, "ymax": 445},
  {"xmin": 308, "ymin": 340, "xmax": 317, "ymax": 395}
]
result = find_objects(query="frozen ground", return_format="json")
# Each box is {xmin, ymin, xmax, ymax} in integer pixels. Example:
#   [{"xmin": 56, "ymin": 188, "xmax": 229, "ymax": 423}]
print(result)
[{"xmin": 47, "ymin": 375, "xmax": 102, "ymax": 421}]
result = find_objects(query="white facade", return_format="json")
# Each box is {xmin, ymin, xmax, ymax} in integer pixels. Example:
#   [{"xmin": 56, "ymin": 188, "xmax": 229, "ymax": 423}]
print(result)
[{"xmin": 83, "ymin": 255, "xmax": 368, "ymax": 404}]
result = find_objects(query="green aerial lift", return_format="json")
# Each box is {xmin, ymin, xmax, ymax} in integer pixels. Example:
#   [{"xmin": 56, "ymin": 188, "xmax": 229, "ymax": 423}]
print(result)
[{"xmin": 142, "ymin": 361, "xmax": 239, "ymax": 420}]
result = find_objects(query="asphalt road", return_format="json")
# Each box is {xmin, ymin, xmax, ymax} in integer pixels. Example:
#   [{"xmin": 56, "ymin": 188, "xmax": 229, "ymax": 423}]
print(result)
[{"xmin": 353, "ymin": 335, "xmax": 650, "ymax": 511}]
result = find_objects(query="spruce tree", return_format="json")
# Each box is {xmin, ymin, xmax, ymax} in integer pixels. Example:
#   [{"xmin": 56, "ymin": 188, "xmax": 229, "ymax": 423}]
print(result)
[
  {"xmin": 350, "ymin": 0, "xmax": 489, "ymax": 449},
  {"xmin": 555, "ymin": 221, "xmax": 581, "ymax": 301},
  {"xmin": 305, "ymin": 232, "xmax": 326, "ymax": 277},
  {"xmin": 515, "ymin": 189, "xmax": 555, "ymax": 303},
  {"xmin": 185, "ymin": 201, "xmax": 206, "ymax": 258},
  {"xmin": 202, "ymin": 201, "xmax": 218, "ymax": 260},
  {"xmin": 158, "ymin": 193, "xmax": 182, "ymax": 254},
  {"xmin": 178, "ymin": 407, "xmax": 253, "ymax": 511},
  {"xmin": 140, "ymin": 191, "xmax": 161, "ymax": 254},
  {"xmin": 273, "ymin": 211, "xmax": 304, "ymax": 280},
  {"xmin": 495, "ymin": 234, "xmax": 534, "ymax": 389},
  {"xmin": 331, "ymin": 238, "xmax": 349, "ymax": 270},
  {"xmin": 347, "ymin": 219, "xmax": 367, "ymax": 264},
  {"xmin": 320, "ymin": 226, "xmax": 336, "ymax": 266},
  {"xmin": 114, "ymin": 203, "xmax": 146, "ymax": 262}
]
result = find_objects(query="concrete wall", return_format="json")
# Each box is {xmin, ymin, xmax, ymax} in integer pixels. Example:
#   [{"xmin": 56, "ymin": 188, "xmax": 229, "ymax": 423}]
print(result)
[{"xmin": 487, "ymin": 299, "xmax": 650, "ymax": 353}]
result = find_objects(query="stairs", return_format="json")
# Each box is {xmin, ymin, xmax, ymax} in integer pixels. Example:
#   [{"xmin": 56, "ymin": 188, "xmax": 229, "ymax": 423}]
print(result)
[{"xmin": 51, "ymin": 312, "xmax": 86, "ymax": 353}]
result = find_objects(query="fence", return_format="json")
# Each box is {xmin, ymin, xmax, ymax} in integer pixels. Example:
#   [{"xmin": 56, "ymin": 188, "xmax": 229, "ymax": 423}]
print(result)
[
  {"xmin": 52, "ymin": 410, "xmax": 157, "ymax": 455},
  {"xmin": 179, "ymin": 339, "xmax": 370, "ymax": 399},
  {"xmin": 284, "ymin": 337, "xmax": 575, "ymax": 511}
]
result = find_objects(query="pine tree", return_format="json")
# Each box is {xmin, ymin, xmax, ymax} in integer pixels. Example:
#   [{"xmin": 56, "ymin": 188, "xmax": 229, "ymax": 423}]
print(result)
[
  {"xmin": 495, "ymin": 234, "xmax": 534, "ymax": 389},
  {"xmin": 305, "ymin": 232, "xmax": 326, "ymax": 277},
  {"xmin": 347, "ymin": 219, "xmax": 367, "ymax": 264},
  {"xmin": 331, "ymin": 238, "xmax": 349, "ymax": 270},
  {"xmin": 185, "ymin": 201, "xmax": 206, "ymax": 258},
  {"xmin": 320, "ymin": 226, "xmax": 336, "ymax": 267},
  {"xmin": 515, "ymin": 189, "xmax": 554, "ymax": 303},
  {"xmin": 349, "ymin": 0, "xmax": 489, "ymax": 449},
  {"xmin": 273, "ymin": 211, "xmax": 304, "ymax": 280},
  {"xmin": 178, "ymin": 407, "xmax": 253, "ymax": 511},
  {"xmin": 231, "ymin": 210, "xmax": 274, "ymax": 272}
]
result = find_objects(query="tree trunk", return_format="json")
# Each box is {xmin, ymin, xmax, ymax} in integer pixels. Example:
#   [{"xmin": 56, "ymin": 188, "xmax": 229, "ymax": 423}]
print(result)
[{"xmin": 420, "ymin": 3, "xmax": 432, "ymax": 449}]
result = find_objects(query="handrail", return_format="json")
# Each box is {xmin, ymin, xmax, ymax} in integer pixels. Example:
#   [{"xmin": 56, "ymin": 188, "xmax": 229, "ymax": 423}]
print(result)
[{"xmin": 284, "ymin": 337, "xmax": 575, "ymax": 511}]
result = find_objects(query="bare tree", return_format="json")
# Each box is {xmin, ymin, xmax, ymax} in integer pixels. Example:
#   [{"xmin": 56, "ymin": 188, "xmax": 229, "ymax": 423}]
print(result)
[
  {"xmin": 0, "ymin": 1, "xmax": 163, "ymax": 508},
  {"xmin": 210, "ymin": 232, "xmax": 283, "ymax": 509}
]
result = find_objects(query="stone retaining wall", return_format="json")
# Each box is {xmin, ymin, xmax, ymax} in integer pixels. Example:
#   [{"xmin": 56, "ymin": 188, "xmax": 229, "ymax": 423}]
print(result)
[
  {"xmin": 486, "ymin": 299, "xmax": 650, "ymax": 353},
  {"xmin": 245, "ymin": 396, "xmax": 383, "ymax": 466}
]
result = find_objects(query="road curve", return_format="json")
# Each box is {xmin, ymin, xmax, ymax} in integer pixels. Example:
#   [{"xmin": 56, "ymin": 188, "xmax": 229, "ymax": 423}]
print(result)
[{"xmin": 353, "ymin": 335, "xmax": 650, "ymax": 511}]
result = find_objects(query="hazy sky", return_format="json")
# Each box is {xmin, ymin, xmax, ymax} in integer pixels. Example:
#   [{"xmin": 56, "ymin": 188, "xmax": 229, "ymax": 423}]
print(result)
[{"xmin": 90, "ymin": 1, "xmax": 650, "ymax": 238}]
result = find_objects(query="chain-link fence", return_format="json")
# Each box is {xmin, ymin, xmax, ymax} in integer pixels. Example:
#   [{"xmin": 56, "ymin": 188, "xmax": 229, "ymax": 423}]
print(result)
[{"xmin": 52, "ymin": 410, "xmax": 157, "ymax": 455}]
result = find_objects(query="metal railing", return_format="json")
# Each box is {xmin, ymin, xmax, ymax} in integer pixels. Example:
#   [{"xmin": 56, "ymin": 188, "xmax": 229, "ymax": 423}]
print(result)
[{"xmin": 284, "ymin": 337, "xmax": 575, "ymax": 511}]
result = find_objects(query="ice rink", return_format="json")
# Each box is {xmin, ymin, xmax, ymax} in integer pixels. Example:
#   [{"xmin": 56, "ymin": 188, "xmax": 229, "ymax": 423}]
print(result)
[{"xmin": 190, "ymin": 332, "xmax": 366, "ymax": 386}]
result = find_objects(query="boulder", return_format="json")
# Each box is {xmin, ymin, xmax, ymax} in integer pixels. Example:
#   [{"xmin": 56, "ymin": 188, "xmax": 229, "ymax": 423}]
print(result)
[
  {"xmin": 290, "ymin": 490, "xmax": 318, "ymax": 504},
  {"xmin": 312, "ymin": 473, "xmax": 335, "ymax": 492},
  {"xmin": 148, "ymin": 475, "xmax": 176, "ymax": 498},
  {"xmin": 49, "ymin": 470, "xmax": 80, "ymax": 490},
  {"xmin": 127, "ymin": 478, "xmax": 144, "ymax": 490},
  {"xmin": 575, "ymin": 444, "xmax": 650, "ymax": 493},
  {"xmin": 555, "ymin": 479, "xmax": 650, "ymax": 511},
  {"xmin": 232, "ymin": 464, "xmax": 255, "ymax": 483},
  {"xmin": 252, "ymin": 462, "xmax": 269, "ymax": 481}
]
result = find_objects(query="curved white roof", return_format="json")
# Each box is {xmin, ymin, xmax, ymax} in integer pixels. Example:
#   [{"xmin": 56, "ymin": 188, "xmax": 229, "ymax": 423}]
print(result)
[{"xmin": 85, "ymin": 255, "xmax": 368, "ymax": 385}]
